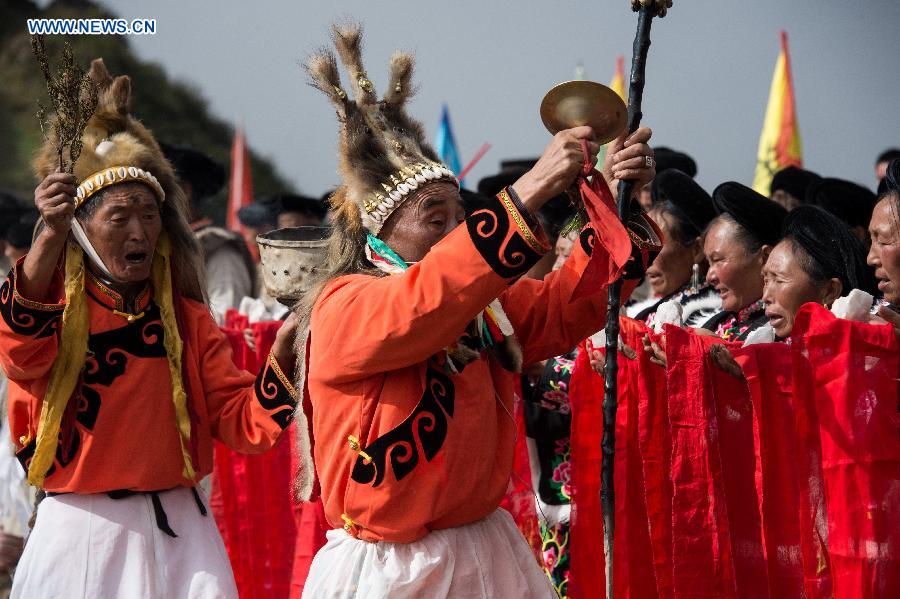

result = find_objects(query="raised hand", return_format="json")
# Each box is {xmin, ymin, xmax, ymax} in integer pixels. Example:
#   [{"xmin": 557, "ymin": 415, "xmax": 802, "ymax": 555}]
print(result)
[
  {"xmin": 34, "ymin": 170, "xmax": 77, "ymax": 237},
  {"xmin": 512, "ymin": 126, "xmax": 599, "ymax": 212}
]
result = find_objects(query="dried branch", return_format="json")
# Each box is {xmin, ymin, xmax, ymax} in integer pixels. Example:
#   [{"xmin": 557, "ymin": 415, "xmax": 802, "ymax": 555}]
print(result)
[{"xmin": 31, "ymin": 34, "xmax": 99, "ymax": 173}]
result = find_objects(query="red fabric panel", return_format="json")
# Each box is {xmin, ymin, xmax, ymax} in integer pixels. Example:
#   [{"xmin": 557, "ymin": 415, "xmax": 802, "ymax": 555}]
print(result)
[
  {"xmin": 708, "ymin": 356, "xmax": 770, "ymax": 597},
  {"xmin": 617, "ymin": 318, "xmax": 661, "ymax": 599},
  {"xmin": 737, "ymin": 343, "xmax": 810, "ymax": 598},
  {"xmin": 569, "ymin": 343, "xmax": 607, "ymax": 598},
  {"xmin": 288, "ymin": 481, "xmax": 327, "ymax": 599},
  {"xmin": 569, "ymin": 319, "xmax": 659, "ymax": 599},
  {"xmin": 212, "ymin": 313, "xmax": 304, "ymax": 599},
  {"xmin": 499, "ymin": 380, "xmax": 543, "ymax": 560},
  {"xmin": 663, "ymin": 326, "xmax": 738, "ymax": 598},
  {"xmin": 792, "ymin": 305, "xmax": 900, "ymax": 598},
  {"xmin": 634, "ymin": 326, "xmax": 674, "ymax": 599}
]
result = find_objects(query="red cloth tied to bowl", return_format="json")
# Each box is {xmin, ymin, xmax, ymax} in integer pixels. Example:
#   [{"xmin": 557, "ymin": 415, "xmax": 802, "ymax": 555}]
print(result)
[{"xmin": 570, "ymin": 140, "xmax": 634, "ymax": 301}]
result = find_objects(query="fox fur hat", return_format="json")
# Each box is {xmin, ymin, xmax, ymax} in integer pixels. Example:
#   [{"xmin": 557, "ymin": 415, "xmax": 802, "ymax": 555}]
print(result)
[{"xmin": 306, "ymin": 23, "xmax": 458, "ymax": 235}]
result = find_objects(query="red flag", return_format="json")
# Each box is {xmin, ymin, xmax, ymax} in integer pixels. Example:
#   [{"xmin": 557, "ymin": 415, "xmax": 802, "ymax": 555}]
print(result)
[{"xmin": 227, "ymin": 127, "xmax": 254, "ymax": 232}]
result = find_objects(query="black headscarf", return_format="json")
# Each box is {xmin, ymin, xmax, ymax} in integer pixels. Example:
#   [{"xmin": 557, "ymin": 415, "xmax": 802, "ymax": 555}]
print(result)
[
  {"xmin": 160, "ymin": 143, "xmax": 226, "ymax": 201},
  {"xmin": 783, "ymin": 205, "xmax": 877, "ymax": 295},
  {"xmin": 770, "ymin": 166, "xmax": 821, "ymax": 201},
  {"xmin": 653, "ymin": 147, "xmax": 697, "ymax": 178},
  {"xmin": 271, "ymin": 193, "xmax": 328, "ymax": 220},
  {"xmin": 878, "ymin": 158, "xmax": 900, "ymax": 196},
  {"xmin": 805, "ymin": 177, "xmax": 876, "ymax": 230},
  {"xmin": 712, "ymin": 182, "xmax": 788, "ymax": 248},
  {"xmin": 0, "ymin": 188, "xmax": 26, "ymax": 239},
  {"xmin": 650, "ymin": 169, "xmax": 714, "ymax": 241},
  {"xmin": 5, "ymin": 209, "xmax": 39, "ymax": 250},
  {"xmin": 237, "ymin": 202, "xmax": 278, "ymax": 228}
]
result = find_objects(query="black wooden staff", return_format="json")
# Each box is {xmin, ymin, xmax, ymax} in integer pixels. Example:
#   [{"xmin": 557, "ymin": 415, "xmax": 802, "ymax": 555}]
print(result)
[{"xmin": 602, "ymin": 1, "xmax": 669, "ymax": 596}]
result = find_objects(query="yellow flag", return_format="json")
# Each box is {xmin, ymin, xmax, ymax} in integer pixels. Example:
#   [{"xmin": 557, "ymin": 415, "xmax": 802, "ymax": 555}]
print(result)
[
  {"xmin": 752, "ymin": 31, "xmax": 802, "ymax": 195},
  {"xmin": 610, "ymin": 55, "xmax": 626, "ymax": 101}
]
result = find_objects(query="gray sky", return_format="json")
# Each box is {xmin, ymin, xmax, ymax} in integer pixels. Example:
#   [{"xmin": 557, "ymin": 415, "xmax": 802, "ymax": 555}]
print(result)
[{"xmin": 99, "ymin": 0, "xmax": 900, "ymax": 196}]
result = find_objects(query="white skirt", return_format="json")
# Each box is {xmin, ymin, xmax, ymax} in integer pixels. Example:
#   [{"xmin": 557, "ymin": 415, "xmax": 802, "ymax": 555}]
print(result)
[
  {"xmin": 302, "ymin": 508, "xmax": 555, "ymax": 599},
  {"xmin": 12, "ymin": 487, "xmax": 237, "ymax": 599}
]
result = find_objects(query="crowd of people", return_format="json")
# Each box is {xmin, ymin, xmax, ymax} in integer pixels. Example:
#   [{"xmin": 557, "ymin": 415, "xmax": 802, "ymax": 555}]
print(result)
[{"xmin": 0, "ymin": 20, "xmax": 897, "ymax": 599}]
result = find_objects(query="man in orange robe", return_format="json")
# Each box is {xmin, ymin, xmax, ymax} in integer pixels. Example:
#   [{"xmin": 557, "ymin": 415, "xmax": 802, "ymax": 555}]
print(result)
[
  {"xmin": 296, "ymin": 25, "xmax": 659, "ymax": 597},
  {"xmin": 0, "ymin": 60, "xmax": 297, "ymax": 598}
]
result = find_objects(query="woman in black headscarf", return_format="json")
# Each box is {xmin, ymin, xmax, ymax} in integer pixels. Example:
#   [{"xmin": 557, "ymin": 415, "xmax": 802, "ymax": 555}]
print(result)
[
  {"xmin": 763, "ymin": 205, "xmax": 877, "ymax": 339},
  {"xmin": 627, "ymin": 169, "xmax": 721, "ymax": 327},
  {"xmin": 701, "ymin": 182, "xmax": 788, "ymax": 342}
]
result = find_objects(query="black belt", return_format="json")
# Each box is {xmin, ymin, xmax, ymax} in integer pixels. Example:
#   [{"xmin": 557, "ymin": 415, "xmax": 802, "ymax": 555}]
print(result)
[{"xmin": 46, "ymin": 487, "xmax": 207, "ymax": 538}]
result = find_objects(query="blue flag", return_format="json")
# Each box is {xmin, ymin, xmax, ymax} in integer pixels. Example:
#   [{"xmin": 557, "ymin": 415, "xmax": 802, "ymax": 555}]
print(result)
[{"xmin": 435, "ymin": 104, "xmax": 463, "ymax": 186}]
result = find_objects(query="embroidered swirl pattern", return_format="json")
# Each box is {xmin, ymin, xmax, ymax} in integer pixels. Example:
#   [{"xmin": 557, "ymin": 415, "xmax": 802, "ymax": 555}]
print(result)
[
  {"xmin": 0, "ymin": 276, "xmax": 63, "ymax": 339},
  {"xmin": 351, "ymin": 363, "xmax": 455, "ymax": 487},
  {"xmin": 253, "ymin": 356, "xmax": 297, "ymax": 429},
  {"xmin": 466, "ymin": 194, "xmax": 544, "ymax": 278}
]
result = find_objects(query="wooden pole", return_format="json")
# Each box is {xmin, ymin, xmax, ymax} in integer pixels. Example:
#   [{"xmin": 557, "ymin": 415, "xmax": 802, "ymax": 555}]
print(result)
[{"xmin": 601, "ymin": 5, "xmax": 656, "ymax": 597}]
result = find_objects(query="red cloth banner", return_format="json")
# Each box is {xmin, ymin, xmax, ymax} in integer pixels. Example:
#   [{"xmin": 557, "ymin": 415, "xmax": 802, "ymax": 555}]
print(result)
[
  {"xmin": 212, "ymin": 312, "xmax": 327, "ymax": 599},
  {"xmin": 568, "ymin": 305, "xmax": 900, "ymax": 598}
]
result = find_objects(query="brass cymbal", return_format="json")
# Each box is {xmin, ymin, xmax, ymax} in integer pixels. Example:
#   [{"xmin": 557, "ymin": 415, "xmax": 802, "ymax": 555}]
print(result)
[{"xmin": 540, "ymin": 80, "xmax": 627, "ymax": 144}]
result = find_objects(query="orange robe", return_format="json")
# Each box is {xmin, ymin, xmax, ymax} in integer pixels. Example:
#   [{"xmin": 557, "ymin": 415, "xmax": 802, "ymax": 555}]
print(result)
[
  {"xmin": 0, "ymin": 262, "xmax": 297, "ymax": 494},
  {"xmin": 308, "ymin": 190, "xmax": 633, "ymax": 543}
]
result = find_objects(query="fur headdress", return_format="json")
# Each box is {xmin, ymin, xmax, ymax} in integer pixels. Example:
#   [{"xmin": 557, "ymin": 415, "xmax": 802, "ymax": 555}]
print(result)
[
  {"xmin": 28, "ymin": 59, "xmax": 204, "ymax": 487},
  {"xmin": 306, "ymin": 23, "xmax": 457, "ymax": 235}
]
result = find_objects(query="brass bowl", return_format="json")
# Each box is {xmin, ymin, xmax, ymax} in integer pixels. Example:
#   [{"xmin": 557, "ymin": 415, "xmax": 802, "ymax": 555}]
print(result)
[{"xmin": 540, "ymin": 80, "xmax": 627, "ymax": 144}]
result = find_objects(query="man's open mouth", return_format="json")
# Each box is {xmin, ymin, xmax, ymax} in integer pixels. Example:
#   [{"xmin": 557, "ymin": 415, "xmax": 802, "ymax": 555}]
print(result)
[{"xmin": 125, "ymin": 252, "xmax": 148, "ymax": 264}]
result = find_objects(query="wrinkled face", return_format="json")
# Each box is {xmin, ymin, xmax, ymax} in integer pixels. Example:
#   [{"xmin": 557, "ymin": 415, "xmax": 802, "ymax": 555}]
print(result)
[
  {"xmin": 78, "ymin": 181, "xmax": 162, "ymax": 283},
  {"xmin": 867, "ymin": 196, "xmax": 900, "ymax": 304},
  {"xmin": 378, "ymin": 181, "xmax": 465, "ymax": 263},
  {"xmin": 771, "ymin": 189, "xmax": 802, "ymax": 211},
  {"xmin": 762, "ymin": 240, "xmax": 836, "ymax": 338},
  {"xmin": 704, "ymin": 218, "xmax": 768, "ymax": 313},
  {"xmin": 552, "ymin": 232, "xmax": 576, "ymax": 272},
  {"xmin": 645, "ymin": 209, "xmax": 700, "ymax": 297},
  {"xmin": 278, "ymin": 211, "xmax": 323, "ymax": 229}
]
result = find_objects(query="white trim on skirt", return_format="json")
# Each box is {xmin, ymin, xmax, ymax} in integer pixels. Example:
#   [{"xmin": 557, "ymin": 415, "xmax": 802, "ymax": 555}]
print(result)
[
  {"xmin": 302, "ymin": 508, "xmax": 556, "ymax": 599},
  {"xmin": 12, "ymin": 487, "xmax": 237, "ymax": 599}
]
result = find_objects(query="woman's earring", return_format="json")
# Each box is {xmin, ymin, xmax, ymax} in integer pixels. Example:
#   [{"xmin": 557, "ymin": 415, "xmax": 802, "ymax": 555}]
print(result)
[{"xmin": 690, "ymin": 263, "xmax": 701, "ymax": 294}]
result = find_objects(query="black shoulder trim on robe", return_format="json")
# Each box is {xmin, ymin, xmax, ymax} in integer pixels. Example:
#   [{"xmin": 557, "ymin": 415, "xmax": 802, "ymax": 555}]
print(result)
[
  {"xmin": 579, "ymin": 226, "xmax": 596, "ymax": 257},
  {"xmin": 254, "ymin": 355, "xmax": 297, "ymax": 429},
  {"xmin": 0, "ymin": 274, "xmax": 63, "ymax": 339},
  {"xmin": 466, "ymin": 190, "xmax": 546, "ymax": 279},
  {"xmin": 351, "ymin": 361, "xmax": 455, "ymax": 488}
]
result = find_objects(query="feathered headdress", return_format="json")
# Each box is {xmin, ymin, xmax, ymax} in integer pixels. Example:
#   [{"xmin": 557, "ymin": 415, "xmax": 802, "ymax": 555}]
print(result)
[
  {"xmin": 306, "ymin": 23, "xmax": 458, "ymax": 235},
  {"xmin": 28, "ymin": 58, "xmax": 204, "ymax": 487}
]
